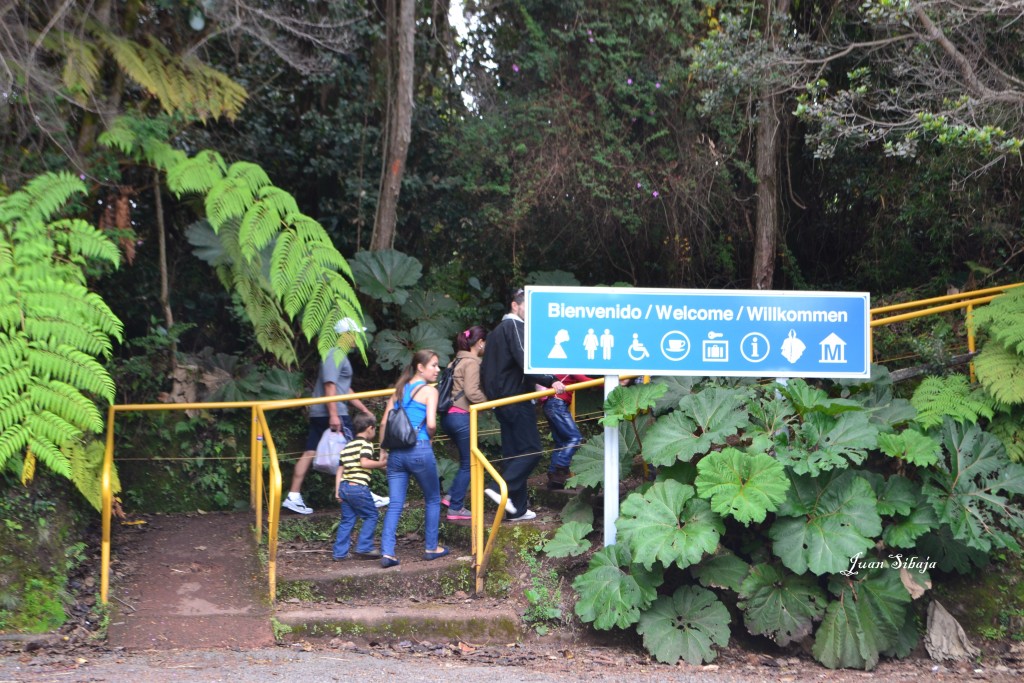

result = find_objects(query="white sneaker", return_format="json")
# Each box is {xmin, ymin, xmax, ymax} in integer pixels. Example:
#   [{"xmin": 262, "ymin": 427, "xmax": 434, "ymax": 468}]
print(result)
[
  {"xmin": 371, "ymin": 493, "xmax": 390, "ymax": 508},
  {"xmin": 282, "ymin": 496, "xmax": 313, "ymax": 515},
  {"xmin": 506, "ymin": 509, "xmax": 536, "ymax": 522},
  {"xmin": 483, "ymin": 488, "xmax": 517, "ymax": 515}
]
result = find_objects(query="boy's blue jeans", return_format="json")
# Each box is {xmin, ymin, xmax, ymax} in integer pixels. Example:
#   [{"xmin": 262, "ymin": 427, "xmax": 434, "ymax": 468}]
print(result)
[
  {"xmin": 440, "ymin": 411, "xmax": 471, "ymax": 511},
  {"xmin": 334, "ymin": 481, "xmax": 379, "ymax": 559},
  {"xmin": 381, "ymin": 440, "xmax": 441, "ymax": 558},
  {"xmin": 543, "ymin": 398, "xmax": 583, "ymax": 471}
]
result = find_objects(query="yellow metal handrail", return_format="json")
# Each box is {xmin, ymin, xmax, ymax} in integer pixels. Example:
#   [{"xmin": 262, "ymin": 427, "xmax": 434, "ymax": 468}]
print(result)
[
  {"xmin": 99, "ymin": 388, "xmax": 395, "ymax": 605},
  {"xmin": 468, "ymin": 377, "xmax": 606, "ymax": 593}
]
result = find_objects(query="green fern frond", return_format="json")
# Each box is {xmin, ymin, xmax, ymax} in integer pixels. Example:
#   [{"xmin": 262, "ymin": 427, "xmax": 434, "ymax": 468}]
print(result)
[
  {"xmin": 26, "ymin": 342, "xmax": 115, "ymax": 402},
  {"xmin": 2, "ymin": 172, "xmax": 86, "ymax": 225},
  {"xmin": 0, "ymin": 424, "xmax": 29, "ymax": 472},
  {"xmin": 238, "ymin": 188, "xmax": 298, "ymax": 258},
  {"xmin": 96, "ymin": 122, "xmax": 137, "ymax": 157},
  {"xmin": 911, "ymin": 375, "xmax": 995, "ymax": 429},
  {"xmin": 67, "ymin": 440, "xmax": 120, "ymax": 512},
  {"xmin": 198, "ymin": 60, "xmax": 249, "ymax": 120},
  {"xmin": 167, "ymin": 150, "xmax": 227, "ymax": 196},
  {"xmin": 22, "ymin": 280, "xmax": 124, "ymax": 343},
  {"xmin": 26, "ymin": 435, "xmax": 71, "ymax": 479},
  {"xmin": 49, "ymin": 219, "xmax": 122, "ymax": 267},
  {"xmin": 23, "ymin": 317, "xmax": 113, "ymax": 357},
  {"xmin": 61, "ymin": 34, "xmax": 101, "ymax": 103},
  {"xmin": 0, "ymin": 392, "xmax": 33, "ymax": 434},
  {"xmin": 974, "ymin": 344, "xmax": 1024, "ymax": 405},
  {"xmin": 144, "ymin": 140, "xmax": 187, "ymax": 173},
  {"xmin": 974, "ymin": 288, "xmax": 1024, "ymax": 354},
  {"xmin": 0, "ymin": 331, "xmax": 28, "ymax": 368},
  {"xmin": 0, "ymin": 365, "xmax": 32, "ymax": 400},
  {"xmin": 988, "ymin": 413, "xmax": 1024, "ymax": 464},
  {"xmin": 25, "ymin": 412, "xmax": 82, "ymax": 448},
  {"xmin": 28, "ymin": 381, "xmax": 105, "ymax": 433},
  {"xmin": 93, "ymin": 31, "xmax": 163, "ymax": 102},
  {"xmin": 205, "ymin": 165, "xmax": 269, "ymax": 232}
]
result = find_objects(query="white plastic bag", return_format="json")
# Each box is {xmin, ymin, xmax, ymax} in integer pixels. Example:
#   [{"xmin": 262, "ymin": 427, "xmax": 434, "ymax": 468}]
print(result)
[{"xmin": 313, "ymin": 428, "xmax": 348, "ymax": 475}]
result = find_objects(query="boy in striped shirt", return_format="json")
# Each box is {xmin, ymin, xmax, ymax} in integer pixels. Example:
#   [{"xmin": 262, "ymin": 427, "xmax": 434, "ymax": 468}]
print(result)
[{"xmin": 333, "ymin": 412, "xmax": 387, "ymax": 560}]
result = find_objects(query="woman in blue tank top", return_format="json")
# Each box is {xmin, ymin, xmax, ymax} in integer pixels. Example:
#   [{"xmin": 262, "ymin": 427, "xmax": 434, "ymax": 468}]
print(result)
[{"xmin": 379, "ymin": 349, "xmax": 447, "ymax": 567}]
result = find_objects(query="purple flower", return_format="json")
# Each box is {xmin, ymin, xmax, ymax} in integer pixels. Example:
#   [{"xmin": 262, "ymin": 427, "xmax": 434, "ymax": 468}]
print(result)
[
  {"xmin": 589, "ymin": 37, "xmax": 594, "ymax": 43},
  {"xmin": 587, "ymin": 29, "xmax": 592, "ymax": 35},
  {"xmin": 652, "ymin": 191, "xmax": 659, "ymax": 198},
  {"xmin": 636, "ymin": 182, "xmax": 643, "ymax": 189},
  {"xmin": 627, "ymin": 78, "xmax": 633, "ymax": 85},
  {"xmin": 655, "ymin": 82, "xmax": 661, "ymax": 89},
  {"xmin": 79, "ymin": 174, "xmax": 86, "ymax": 180},
  {"xmin": 512, "ymin": 64, "xmax": 520, "ymax": 73}
]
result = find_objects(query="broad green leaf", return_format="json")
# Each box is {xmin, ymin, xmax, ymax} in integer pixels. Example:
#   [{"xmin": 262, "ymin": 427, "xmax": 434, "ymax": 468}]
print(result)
[
  {"xmin": 543, "ymin": 521, "xmax": 593, "ymax": 558},
  {"xmin": 677, "ymin": 386, "xmax": 751, "ymax": 448},
  {"xmin": 812, "ymin": 594, "xmax": 871, "ymax": 669},
  {"xmin": 883, "ymin": 501, "xmax": 939, "ymax": 548},
  {"xmin": 779, "ymin": 378, "xmax": 863, "ymax": 417},
  {"xmin": 572, "ymin": 544, "xmax": 662, "ymax": 630},
  {"xmin": 636, "ymin": 586, "xmax": 731, "ymax": 665},
  {"xmin": 915, "ymin": 525, "xmax": 988, "ymax": 573},
  {"xmin": 922, "ymin": 420, "xmax": 1024, "ymax": 552},
  {"xmin": 399, "ymin": 290, "xmax": 459, "ymax": 323},
  {"xmin": 650, "ymin": 376, "xmax": 701, "ymax": 416},
  {"xmin": 877, "ymin": 429, "xmax": 940, "ymax": 467},
  {"xmin": 738, "ymin": 563, "xmax": 827, "ymax": 646},
  {"xmin": 567, "ymin": 432, "xmax": 632, "ymax": 489},
  {"xmin": 601, "ymin": 382, "xmax": 667, "ymax": 427},
  {"xmin": 694, "ymin": 447, "xmax": 790, "ymax": 524},
  {"xmin": 560, "ymin": 495, "xmax": 594, "ymax": 525},
  {"xmin": 350, "ymin": 249, "xmax": 421, "ymax": 305},
  {"xmin": 813, "ymin": 569, "xmax": 911, "ymax": 670},
  {"xmin": 618, "ymin": 480, "xmax": 724, "ymax": 571},
  {"xmin": 870, "ymin": 474, "xmax": 918, "ymax": 517},
  {"xmin": 770, "ymin": 470, "xmax": 881, "ymax": 575},
  {"xmin": 370, "ymin": 323, "xmax": 454, "ymax": 371},
  {"xmin": 777, "ymin": 411, "xmax": 878, "ymax": 476},
  {"xmin": 691, "ymin": 551, "xmax": 750, "ymax": 592},
  {"xmin": 642, "ymin": 411, "xmax": 701, "ymax": 466},
  {"xmin": 185, "ymin": 219, "xmax": 230, "ymax": 266}
]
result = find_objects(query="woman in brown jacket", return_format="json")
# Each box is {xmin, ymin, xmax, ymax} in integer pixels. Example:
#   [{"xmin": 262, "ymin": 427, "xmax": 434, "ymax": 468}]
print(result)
[{"xmin": 440, "ymin": 325, "xmax": 488, "ymax": 520}]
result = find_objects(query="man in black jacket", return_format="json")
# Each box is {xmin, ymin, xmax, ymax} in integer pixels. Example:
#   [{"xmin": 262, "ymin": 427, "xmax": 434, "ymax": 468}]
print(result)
[{"xmin": 480, "ymin": 288, "xmax": 565, "ymax": 520}]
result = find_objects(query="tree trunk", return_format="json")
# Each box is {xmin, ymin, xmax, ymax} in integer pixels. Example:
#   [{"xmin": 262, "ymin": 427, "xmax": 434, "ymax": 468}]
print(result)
[
  {"xmin": 750, "ymin": 0, "xmax": 791, "ymax": 290},
  {"xmin": 370, "ymin": 0, "xmax": 415, "ymax": 252},
  {"xmin": 153, "ymin": 170, "xmax": 176, "ymax": 366}
]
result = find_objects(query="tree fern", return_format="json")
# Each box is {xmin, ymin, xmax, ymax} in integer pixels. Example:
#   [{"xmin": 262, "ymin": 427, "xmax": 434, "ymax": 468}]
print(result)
[
  {"xmin": 89, "ymin": 27, "xmax": 247, "ymax": 121},
  {"xmin": 974, "ymin": 344, "xmax": 1024, "ymax": 405},
  {"xmin": 67, "ymin": 440, "xmax": 121, "ymax": 513},
  {"xmin": 910, "ymin": 375, "xmax": 995, "ymax": 430},
  {"xmin": 0, "ymin": 172, "xmax": 123, "ymax": 479},
  {"xmin": 974, "ymin": 288, "xmax": 1024, "ymax": 355}
]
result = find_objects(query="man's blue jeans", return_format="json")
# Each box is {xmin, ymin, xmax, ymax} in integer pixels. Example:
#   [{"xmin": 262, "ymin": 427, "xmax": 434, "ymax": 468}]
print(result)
[
  {"xmin": 543, "ymin": 398, "xmax": 583, "ymax": 471},
  {"xmin": 441, "ymin": 411, "xmax": 472, "ymax": 511},
  {"xmin": 380, "ymin": 440, "xmax": 441, "ymax": 557},
  {"xmin": 333, "ymin": 481, "xmax": 379, "ymax": 558}
]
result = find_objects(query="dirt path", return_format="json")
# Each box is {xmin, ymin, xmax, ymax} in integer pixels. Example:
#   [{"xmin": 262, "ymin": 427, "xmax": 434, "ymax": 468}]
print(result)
[{"xmin": 106, "ymin": 511, "xmax": 274, "ymax": 649}]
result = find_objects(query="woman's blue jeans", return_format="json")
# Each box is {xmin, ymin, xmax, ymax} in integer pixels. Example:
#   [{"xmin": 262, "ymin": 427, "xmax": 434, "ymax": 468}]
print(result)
[
  {"xmin": 543, "ymin": 398, "xmax": 583, "ymax": 471},
  {"xmin": 441, "ymin": 411, "xmax": 472, "ymax": 511},
  {"xmin": 333, "ymin": 481, "xmax": 379, "ymax": 558},
  {"xmin": 381, "ymin": 440, "xmax": 441, "ymax": 558}
]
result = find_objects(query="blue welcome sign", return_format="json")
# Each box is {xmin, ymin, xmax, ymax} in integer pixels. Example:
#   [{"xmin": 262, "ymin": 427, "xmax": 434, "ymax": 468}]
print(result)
[{"xmin": 524, "ymin": 286, "xmax": 871, "ymax": 379}]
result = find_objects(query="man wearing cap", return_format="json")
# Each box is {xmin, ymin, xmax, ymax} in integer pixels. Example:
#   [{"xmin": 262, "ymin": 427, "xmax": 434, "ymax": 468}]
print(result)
[{"xmin": 284, "ymin": 317, "xmax": 379, "ymax": 515}]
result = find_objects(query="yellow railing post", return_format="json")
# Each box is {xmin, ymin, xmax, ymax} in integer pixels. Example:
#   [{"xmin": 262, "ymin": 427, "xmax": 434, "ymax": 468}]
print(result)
[{"xmin": 100, "ymin": 406, "xmax": 116, "ymax": 605}]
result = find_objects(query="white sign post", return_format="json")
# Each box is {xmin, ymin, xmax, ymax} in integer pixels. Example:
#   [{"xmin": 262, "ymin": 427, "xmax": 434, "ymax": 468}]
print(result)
[{"xmin": 603, "ymin": 375, "xmax": 619, "ymax": 545}]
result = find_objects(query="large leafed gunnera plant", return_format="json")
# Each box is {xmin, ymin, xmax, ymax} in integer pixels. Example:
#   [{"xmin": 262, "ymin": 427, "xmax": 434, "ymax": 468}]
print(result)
[
  {"xmin": 546, "ymin": 370, "xmax": 1024, "ymax": 670},
  {"xmin": 0, "ymin": 172, "xmax": 123, "ymax": 479}
]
